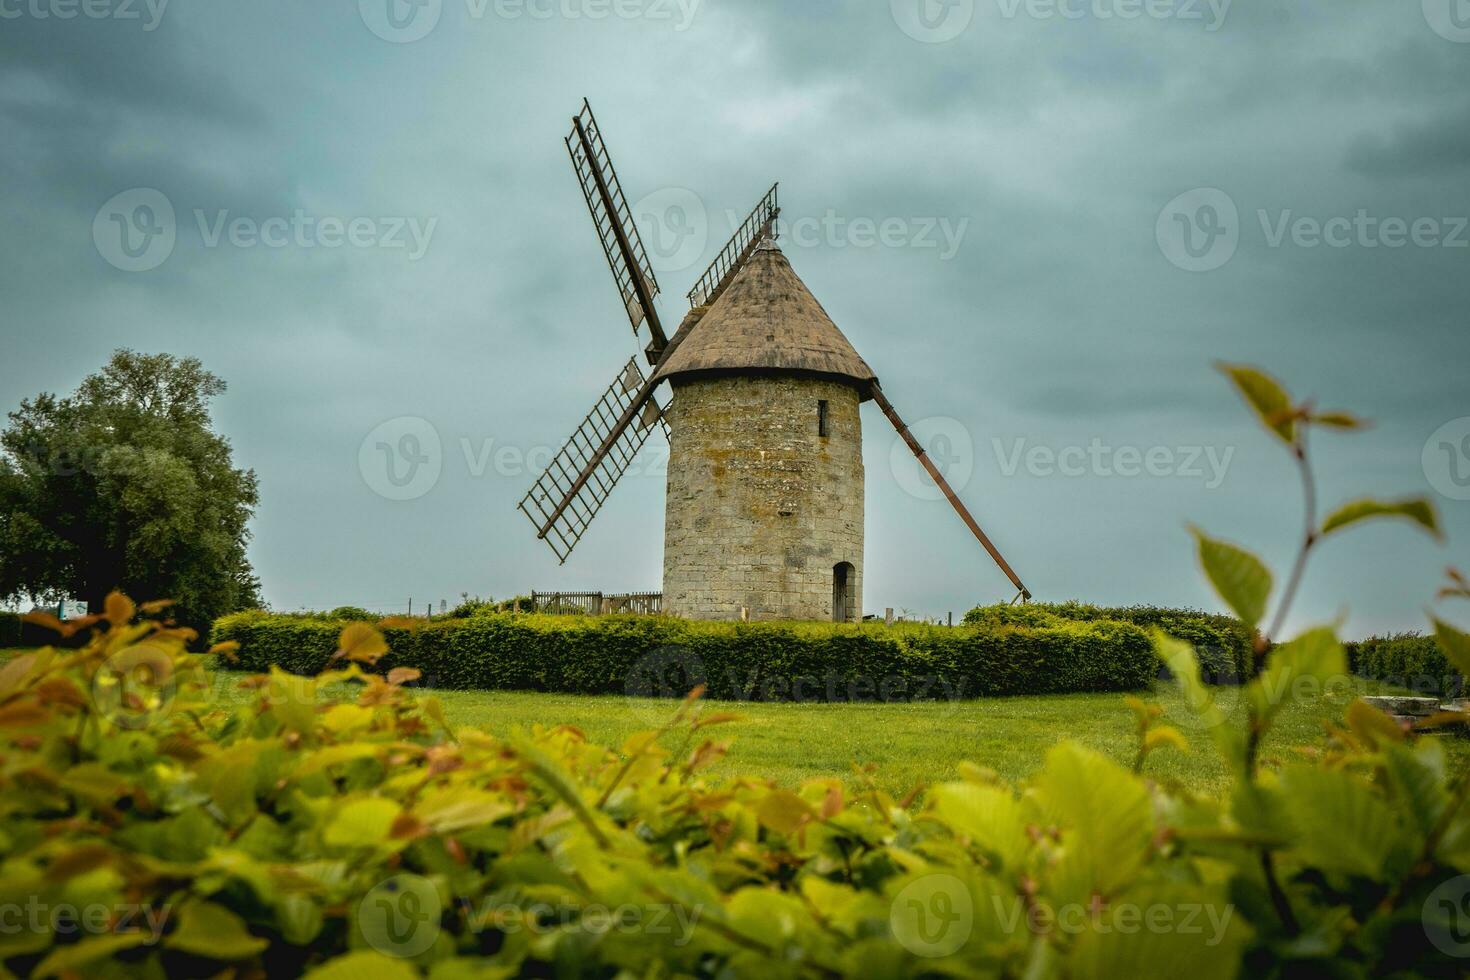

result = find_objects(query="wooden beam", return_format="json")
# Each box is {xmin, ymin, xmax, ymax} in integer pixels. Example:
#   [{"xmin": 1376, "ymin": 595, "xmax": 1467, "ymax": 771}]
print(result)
[{"xmin": 870, "ymin": 382, "xmax": 1031, "ymax": 600}]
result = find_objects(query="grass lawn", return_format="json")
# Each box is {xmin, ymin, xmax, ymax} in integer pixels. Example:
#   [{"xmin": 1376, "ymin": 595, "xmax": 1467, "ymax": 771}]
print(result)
[{"xmin": 210, "ymin": 667, "xmax": 1470, "ymax": 796}]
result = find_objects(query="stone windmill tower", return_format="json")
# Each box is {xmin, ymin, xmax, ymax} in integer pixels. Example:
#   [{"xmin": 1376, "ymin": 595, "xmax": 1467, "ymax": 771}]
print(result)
[
  {"xmin": 653, "ymin": 240, "xmax": 873, "ymax": 620},
  {"xmin": 520, "ymin": 102, "xmax": 1030, "ymax": 621}
]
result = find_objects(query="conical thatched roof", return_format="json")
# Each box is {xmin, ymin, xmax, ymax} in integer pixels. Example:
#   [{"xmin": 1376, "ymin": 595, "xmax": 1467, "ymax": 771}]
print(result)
[{"xmin": 653, "ymin": 241, "xmax": 877, "ymax": 395}]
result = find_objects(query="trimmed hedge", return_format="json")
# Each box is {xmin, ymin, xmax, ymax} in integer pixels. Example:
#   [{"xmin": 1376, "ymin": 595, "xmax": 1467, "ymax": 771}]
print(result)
[
  {"xmin": 0, "ymin": 610, "xmax": 91, "ymax": 649},
  {"xmin": 211, "ymin": 611, "xmax": 1156, "ymax": 700},
  {"xmin": 1347, "ymin": 631, "xmax": 1464, "ymax": 697},
  {"xmin": 966, "ymin": 601, "xmax": 1256, "ymax": 683}
]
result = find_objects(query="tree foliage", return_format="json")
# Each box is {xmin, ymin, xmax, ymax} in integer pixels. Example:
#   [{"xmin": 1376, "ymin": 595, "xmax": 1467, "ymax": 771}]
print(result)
[{"xmin": 0, "ymin": 350, "xmax": 259, "ymax": 632}]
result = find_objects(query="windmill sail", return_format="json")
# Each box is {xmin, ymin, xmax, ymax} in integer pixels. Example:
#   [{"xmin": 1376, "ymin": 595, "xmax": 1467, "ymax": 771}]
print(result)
[
  {"xmin": 518, "ymin": 357, "xmax": 668, "ymax": 563},
  {"xmin": 869, "ymin": 382, "xmax": 1031, "ymax": 601},
  {"xmin": 686, "ymin": 183, "xmax": 780, "ymax": 309},
  {"xmin": 566, "ymin": 101, "xmax": 669, "ymax": 356}
]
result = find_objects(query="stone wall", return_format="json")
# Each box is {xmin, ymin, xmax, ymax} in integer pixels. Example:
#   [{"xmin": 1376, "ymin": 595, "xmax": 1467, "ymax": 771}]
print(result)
[{"xmin": 662, "ymin": 374, "xmax": 864, "ymax": 621}]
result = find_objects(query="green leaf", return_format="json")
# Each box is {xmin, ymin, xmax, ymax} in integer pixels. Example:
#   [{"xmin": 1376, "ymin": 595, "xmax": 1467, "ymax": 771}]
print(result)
[
  {"xmin": 1068, "ymin": 883, "xmax": 1245, "ymax": 980},
  {"xmin": 1217, "ymin": 363, "xmax": 1295, "ymax": 442},
  {"xmin": 322, "ymin": 798, "xmax": 402, "ymax": 849},
  {"xmin": 414, "ymin": 786, "xmax": 515, "ymax": 834},
  {"xmin": 1279, "ymin": 767, "xmax": 1405, "ymax": 877},
  {"xmin": 1250, "ymin": 627, "xmax": 1347, "ymax": 727},
  {"xmin": 1190, "ymin": 527, "xmax": 1273, "ymax": 627},
  {"xmin": 1381, "ymin": 741, "xmax": 1449, "ymax": 843},
  {"xmin": 163, "ymin": 901, "xmax": 269, "ymax": 960},
  {"xmin": 1035, "ymin": 743, "xmax": 1153, "ymax": 902},
  {"xmin": 1432, "ymin": 617, "xmax": 1470, "ymax": 677},
  {"xmin": 1320, "ymin": 497, "xmax": 1442, "ymax": 541},
  {"xmin": 306, "ymin": 951, "xmax": 419, "ymax": 980},
  {"xmin": 33, "ymin": 931, "xmax": 153, "ymax": 978},
  {"xmin": 928, "ymin": 781, "xmax": 1030, "ymax": 871},
  {"xmin": 1152, "ymin": 631, "xmax": 1246, "ymax": 769}
]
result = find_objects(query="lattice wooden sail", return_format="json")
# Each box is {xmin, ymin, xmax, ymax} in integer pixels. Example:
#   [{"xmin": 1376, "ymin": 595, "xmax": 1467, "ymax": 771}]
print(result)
[
  {"xmin": 517, "ymin": 358, "xmax": 667, "ymax": 563},
  {"xmin": 686, "ymin": 183, "xmax": 779, "ymax": 309},
  {"xmin": 566, "ymin": 100, "xmax": 668, "ymax": 356}
]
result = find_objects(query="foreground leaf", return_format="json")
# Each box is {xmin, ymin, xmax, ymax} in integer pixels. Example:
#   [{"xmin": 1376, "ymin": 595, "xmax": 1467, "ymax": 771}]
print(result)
[
  {"xmin": 1217, "ymin": 363, "xmax": 1295, "ymax": 443},
  {"xmin": 1190, "ymin": 527, "xmax": 1272, "ymax": 627},
  {"xmin": 1320, "ymin": 497, "xmax": 1442, "ymax": 541},
  {"xmin": 1432, "ymin": 617, "xmax": 1470, "ymax": 676}
]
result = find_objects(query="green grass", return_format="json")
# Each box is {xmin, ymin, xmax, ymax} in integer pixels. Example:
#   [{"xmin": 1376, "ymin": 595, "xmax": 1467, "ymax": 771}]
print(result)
[{"xmin": 208, "ymin": 666, "xmax": 1470, "ymax": 796}]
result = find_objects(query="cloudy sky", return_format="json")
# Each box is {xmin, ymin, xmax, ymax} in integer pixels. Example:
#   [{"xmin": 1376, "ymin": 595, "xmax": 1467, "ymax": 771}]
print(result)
[{"xmin": 2, "ymin": 0, "xmax": 1467, "ymax": 635}]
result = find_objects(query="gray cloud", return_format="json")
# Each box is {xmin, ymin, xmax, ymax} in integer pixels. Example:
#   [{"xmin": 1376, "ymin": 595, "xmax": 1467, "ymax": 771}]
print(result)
[{"xmin": 0, "ymin": 0, "xmax": 1466, "ymax": 634}]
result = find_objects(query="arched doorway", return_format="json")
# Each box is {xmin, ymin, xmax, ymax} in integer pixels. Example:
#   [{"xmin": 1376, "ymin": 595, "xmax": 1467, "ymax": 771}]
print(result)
[{"xmin": 832, "ymin": 562, "xmax": 855, "ymax": 623}]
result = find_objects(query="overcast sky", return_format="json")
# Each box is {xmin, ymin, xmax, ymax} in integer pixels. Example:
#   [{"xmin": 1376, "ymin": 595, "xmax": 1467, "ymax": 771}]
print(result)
[{"xmin": 2, "ymin": 0, "xmax": 1467, "ymax": 635}]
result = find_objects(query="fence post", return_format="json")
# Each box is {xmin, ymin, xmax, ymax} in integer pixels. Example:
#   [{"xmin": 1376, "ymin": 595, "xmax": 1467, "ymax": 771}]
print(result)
[{"xmin": 884, "ymin": 608, "xmax": 894, "ymax": 626}]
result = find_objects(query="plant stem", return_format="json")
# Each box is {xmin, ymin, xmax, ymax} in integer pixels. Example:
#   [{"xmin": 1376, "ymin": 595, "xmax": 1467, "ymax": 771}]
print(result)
[
  {"xmin": 1265, "ymin": 434, "xmax": 1317, "ymax": 653},
  {"xmin": 1261, "ymin": 851, "xmax": 1300, "ymax": 936},
  {"xmin": 1250, "ymin": 428, "xmax": 1315, "ymax": 938}
]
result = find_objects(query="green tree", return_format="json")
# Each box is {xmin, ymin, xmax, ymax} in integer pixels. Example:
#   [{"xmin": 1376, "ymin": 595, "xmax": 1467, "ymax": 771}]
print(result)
[{"xmin": 0, "ymin": 350, "xmax": 260, "ymax": 632}]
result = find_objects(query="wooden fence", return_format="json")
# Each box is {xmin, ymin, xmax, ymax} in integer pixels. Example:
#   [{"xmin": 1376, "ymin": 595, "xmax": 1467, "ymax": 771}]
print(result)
[{"xmin": 530, "ymin": 591, "xmax": 663, "ymax": 616}]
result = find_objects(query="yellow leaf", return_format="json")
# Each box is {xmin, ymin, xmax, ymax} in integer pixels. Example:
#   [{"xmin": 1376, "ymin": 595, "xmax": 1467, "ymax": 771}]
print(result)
[
  {"xmin": 335, "ymin": 622, "xmax": 388, "ymax": 664},
  {"xmin": 756, "ymin": 789, "xmax": 813, "ymax": 835},
  {"xmin": 1216, "ymin": 362, "xmax": 1296, "ymax": 443},
  {"xmin": 1346, "ymin": 698, "xmax": 1406, "ymax": 746},
  {"xmin": 1144, "ymin": 726, "xmax": 1191, "ymax": 754}
]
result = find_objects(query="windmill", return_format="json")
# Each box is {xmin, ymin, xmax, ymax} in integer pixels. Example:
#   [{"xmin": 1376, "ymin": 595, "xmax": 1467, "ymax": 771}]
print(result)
[{"xmin": 519, "ymin": 100, "xmax": 1030, "ymax": 620}]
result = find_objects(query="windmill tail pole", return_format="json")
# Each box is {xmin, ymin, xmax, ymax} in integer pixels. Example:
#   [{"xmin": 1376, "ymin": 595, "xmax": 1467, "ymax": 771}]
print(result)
[{"xmin": 870, "ymin": 382, "xmax": 1032, "ymax": 601}]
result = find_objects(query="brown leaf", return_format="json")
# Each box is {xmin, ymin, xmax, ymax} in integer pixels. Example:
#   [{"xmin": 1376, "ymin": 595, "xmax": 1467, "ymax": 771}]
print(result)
[
  {"xmin": 389, "ymin": 812, "xmax": 429, "ymax": 840},
  {"xmin": 821, "ymin": 784, "xmax": 844, "ymax": 819},
  {"xmin": 687, "ymin": 739, "xmax": 730, "ymax": 773},
  {"xmin": 105, "ymin": 592, "xmax": 135, "ymax": 626},
  {"xmin": 43, "ymin": 843, "xmax": 115, "ymax": 881},
  {"xmin": 0, "ymin": 702, "xmax": 51, "ymax": 728},
  {"xmin": 386, "ymin": 667, "xmax": 422, "ymax": 686},
  {"xmin": 694, "ymin": 711, "xmax": 743, "ymax": 729},
  {"xmin": 138, "ymin": 599, "xmax": 176, "ymax": 614},
  {"xmin": 209, "ymin": 640, "xmax": 241, "ymax": 663}
]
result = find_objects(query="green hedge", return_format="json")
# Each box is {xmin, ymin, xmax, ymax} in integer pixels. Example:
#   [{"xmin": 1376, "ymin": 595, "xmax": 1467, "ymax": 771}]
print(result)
[
  {"xmin": 211, "ymin": 611, "xmax": 1156, "ymax": 700},
  {"xmin": 965, "ymin": 601, "xmax": 1256, "ymax": 683},
  {"xmin": 0, "ymin": 610, "xmax": 92, "ymax": 649},
  {"xmin": 1347, "ymin": 631, "xmax": 1463, "ymax": 697}
]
